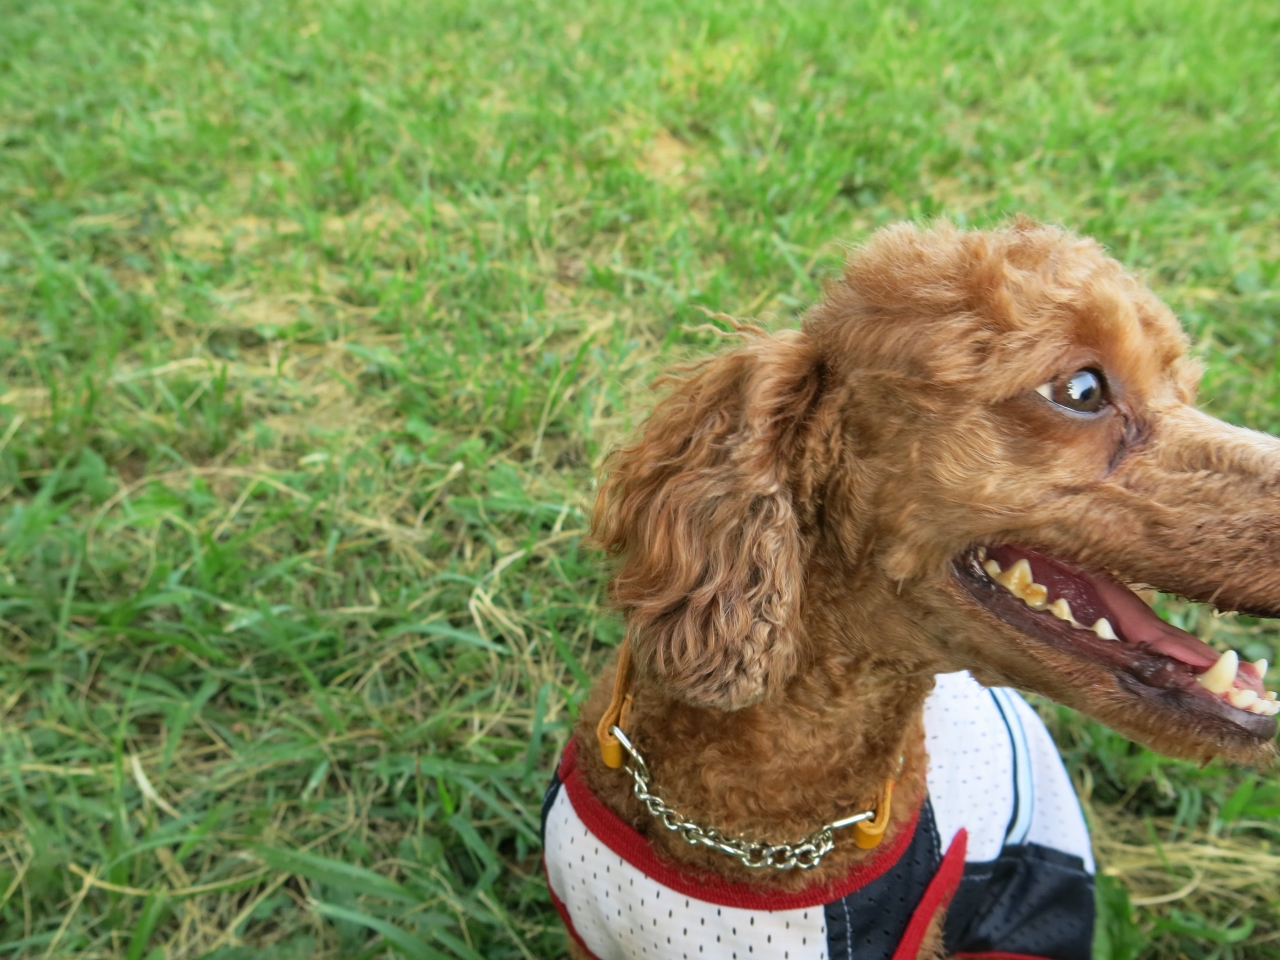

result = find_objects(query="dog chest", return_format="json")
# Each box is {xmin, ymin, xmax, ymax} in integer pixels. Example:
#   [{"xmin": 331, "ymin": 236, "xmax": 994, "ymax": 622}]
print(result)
[{"xmin": 544, "ymin": 672, "xmax": 1095, "ymax": 960}]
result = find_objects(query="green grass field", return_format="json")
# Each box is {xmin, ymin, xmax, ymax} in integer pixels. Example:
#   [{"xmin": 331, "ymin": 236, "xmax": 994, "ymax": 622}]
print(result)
[{"xmin": 2, "ymin": 0, "xmax": 1280, "ymax": 956}]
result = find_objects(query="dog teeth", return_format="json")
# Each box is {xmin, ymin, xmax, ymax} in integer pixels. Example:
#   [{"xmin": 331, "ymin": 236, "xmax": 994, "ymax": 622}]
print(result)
[
  {"xmin": 1254, "ymin": 658, "xmax": 1269, "ymax": 680},
  {"xmin": 986, "ymin": 555, "xmax": 1113, "ymax": 631},
  {"xmin": 995, "ymin": 559, "xmax": 1034, "ymax": 594},
  {"xmin": 1048, "ymin": 598, "xmax": 1074, "ymax": 623},
  {"xmin": 1229, "ymin": 688, "xmax": 1259, "ymax": 710},
  {"xmin": 1197, "ymin": 650, "xmax": 1238, "ymax": 695},
  {"xmin": 1228, "ymin": 688, "xmax": 1280, "ymax": 718},
  {"xmin": 1201, "ymin": 656, "xmax": 1280, "ymax": 716},
  {"xmin": 1021, "ymin": 584, "xmax": 1049, "ymax": 609},
  {"xmin": 989, "ymin": 558, "xmax": 1051, "ymax": 608}
]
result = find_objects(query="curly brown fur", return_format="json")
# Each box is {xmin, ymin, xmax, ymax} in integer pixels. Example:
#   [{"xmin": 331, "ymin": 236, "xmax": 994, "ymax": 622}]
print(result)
[{"xmin": 573, "ymin": 219, "xmax": 1279, "ymax": 954}]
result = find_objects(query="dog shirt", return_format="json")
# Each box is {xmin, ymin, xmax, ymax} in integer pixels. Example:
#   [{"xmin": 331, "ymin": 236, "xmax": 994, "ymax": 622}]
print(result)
[{"xmin": 542, "ymin": 671, "xmax": 1095, "ymax": 960}]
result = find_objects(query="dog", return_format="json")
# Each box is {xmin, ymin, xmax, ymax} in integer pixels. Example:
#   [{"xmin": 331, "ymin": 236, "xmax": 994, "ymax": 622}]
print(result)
[{"xmin": 541, "ymin": 219, "xmax": 1279, "ymax": 960}]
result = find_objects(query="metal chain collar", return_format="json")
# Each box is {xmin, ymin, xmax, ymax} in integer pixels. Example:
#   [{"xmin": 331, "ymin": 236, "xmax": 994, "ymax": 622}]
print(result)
[{"xmin": 609, "ymin": 725, "xmax": 876, "ymax": 871}]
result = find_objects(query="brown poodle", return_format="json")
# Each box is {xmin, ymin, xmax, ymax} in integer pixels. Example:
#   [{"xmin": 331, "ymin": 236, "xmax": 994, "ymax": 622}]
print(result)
[{"xmin": 541, "ymin": 220, "xmax": 1278, "ymax": 960}]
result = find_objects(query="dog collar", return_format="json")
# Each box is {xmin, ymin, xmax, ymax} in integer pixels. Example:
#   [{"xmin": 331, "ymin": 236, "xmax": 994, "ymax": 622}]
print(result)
[{"xmin": 594, "ymin": 637, "xmax": 897, "ymax": 864}]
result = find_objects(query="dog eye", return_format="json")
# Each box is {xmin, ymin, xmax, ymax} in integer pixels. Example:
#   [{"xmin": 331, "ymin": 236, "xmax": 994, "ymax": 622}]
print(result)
[{"xmin": 1034, "ymin": 368, "xmax": 1107, "ymax": 413}]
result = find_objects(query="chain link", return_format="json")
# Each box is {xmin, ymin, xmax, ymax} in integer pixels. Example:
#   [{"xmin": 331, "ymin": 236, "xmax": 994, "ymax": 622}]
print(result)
[{"xmin": 609, "ymin": 726, "xmax": 875, "ymax": 871}]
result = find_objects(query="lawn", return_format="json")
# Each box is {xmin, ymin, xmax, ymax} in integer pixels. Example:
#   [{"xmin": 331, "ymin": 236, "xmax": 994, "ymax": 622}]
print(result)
[{"xmin": 1, "ymin": 0, "xmax": 1280, "ymax": 956}]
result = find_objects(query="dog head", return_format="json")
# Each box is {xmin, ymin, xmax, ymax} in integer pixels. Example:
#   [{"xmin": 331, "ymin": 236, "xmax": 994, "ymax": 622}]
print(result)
[{"xmin": 593, "ymin": 219, "xmax": 1280, "ymax": 765}]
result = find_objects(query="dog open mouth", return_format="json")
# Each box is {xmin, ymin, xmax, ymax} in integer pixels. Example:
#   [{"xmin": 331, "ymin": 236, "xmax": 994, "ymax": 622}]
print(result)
[{"xmin": 954, "ymin": 544, "xmax": 1280, "ymax": 739}]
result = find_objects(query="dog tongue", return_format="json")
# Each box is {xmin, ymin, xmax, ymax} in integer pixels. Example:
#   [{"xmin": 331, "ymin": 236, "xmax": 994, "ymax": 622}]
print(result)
[
  {"xmin": 1090, "ymin": 576, "xmax": 1217, "ymax": 668},
  {"xmin": 987, "ymin": 544, "xmax": 1264, "ymax": 694}
]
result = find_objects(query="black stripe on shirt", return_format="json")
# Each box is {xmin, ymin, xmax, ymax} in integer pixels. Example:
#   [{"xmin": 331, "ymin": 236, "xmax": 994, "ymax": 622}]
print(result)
[
  {"xmin": 540, "ymin": 765, "xmax": 563, "ymax": 846},
  {"xmin": 824, "ymin": 799, "xmax": 943, "ymax": 960},
  {"xmin": 943, "ymin": 842, "xmax": 1095, "ymax": 960}
]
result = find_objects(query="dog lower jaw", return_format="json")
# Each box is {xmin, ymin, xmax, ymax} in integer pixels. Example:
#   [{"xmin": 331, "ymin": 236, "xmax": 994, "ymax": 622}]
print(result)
[{"xmin": 950, "ymin": 549, "xmax": 1279, "ymax": 763}]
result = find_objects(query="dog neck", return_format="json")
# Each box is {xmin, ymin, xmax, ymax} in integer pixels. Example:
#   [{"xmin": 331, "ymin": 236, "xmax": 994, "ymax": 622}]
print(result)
[{"xmin": 575, "ymin": 649, "xmax": 935, "ymax": 891}]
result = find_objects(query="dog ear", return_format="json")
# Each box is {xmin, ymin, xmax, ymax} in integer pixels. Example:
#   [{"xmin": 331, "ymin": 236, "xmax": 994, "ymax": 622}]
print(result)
[{"xmin": 592, "ymin": 331, "xmax": 828, "ymax": 710}]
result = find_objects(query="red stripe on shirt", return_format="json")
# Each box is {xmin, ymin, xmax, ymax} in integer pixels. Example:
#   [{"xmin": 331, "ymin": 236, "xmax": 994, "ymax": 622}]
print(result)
[{"xmin": 890, "ymin": 827, "xmax": 968, "ymax": 960}]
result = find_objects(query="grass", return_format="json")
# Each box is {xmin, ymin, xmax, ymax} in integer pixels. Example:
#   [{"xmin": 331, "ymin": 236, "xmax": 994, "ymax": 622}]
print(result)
[{"xmin": 0, "ymin": 0, "xmax": 1279, "ymax": 956}]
